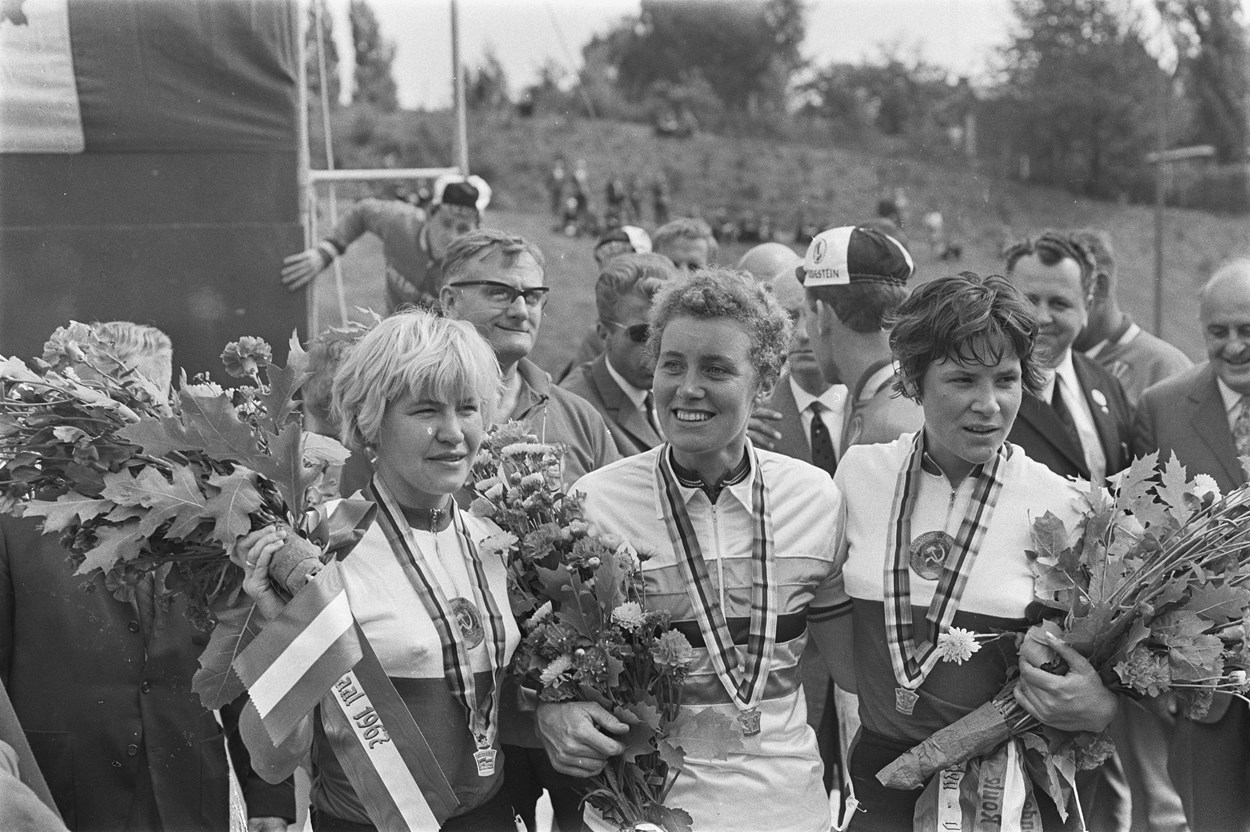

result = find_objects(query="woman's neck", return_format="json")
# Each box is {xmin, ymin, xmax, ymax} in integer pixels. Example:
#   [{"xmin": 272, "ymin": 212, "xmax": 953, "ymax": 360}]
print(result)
[
  {"xmin": 399, "ymin": 496, "xmax": 454, "ymax": 532},
  {"xmin": 672, "ymin": 438, "xmax": 747, "ymax": 487}
]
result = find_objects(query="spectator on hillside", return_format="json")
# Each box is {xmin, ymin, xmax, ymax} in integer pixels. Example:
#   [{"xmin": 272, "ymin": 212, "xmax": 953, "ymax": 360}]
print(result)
[
  {"xmin": 627, "ymin": 174, "xmax": 644, "ymax": 224},
  {"xmin": 653, "ymin": 217, "xmax": 718, "ymax": 274},
  {"xmin": 652, "ymin": 178, "xmax": 671, "ymax": 226},
  {"xmin": 548, "ymin": 156, "xmax": 567, "ymax": 217},
  {"xmin": 1071, "ymin": 228, "xmax": 1192, "ymax": 405},
  {"xmin": 561, "ymin": 253, "xmax": 679, "ymax": 456},
  {"xmin": 281, "ymin": 176, "xmax": 490, "ymax": 313}
]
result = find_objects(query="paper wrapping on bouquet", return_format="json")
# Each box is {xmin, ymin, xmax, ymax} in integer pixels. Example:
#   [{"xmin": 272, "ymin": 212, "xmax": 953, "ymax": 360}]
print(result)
[
  {"xmin": 234, "ymin": 558, "xmax": 459, "ymax": 829},
  {"xmin": 913, "ymin": 739, "xmax": 1046, "ymax": 832},
  {"xmin": 877, "ymin": 699, "xmax": 1012, "ymax": 790}
]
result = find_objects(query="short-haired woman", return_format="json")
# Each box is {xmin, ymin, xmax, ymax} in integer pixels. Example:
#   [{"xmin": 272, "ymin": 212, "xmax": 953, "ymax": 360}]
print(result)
[
  {"xmin": 831, "ymin": 272, "xmax": 1118, "ymax": 830},
  {"xmin": 537, "ymin": 268, "xmax": 846, "ymax": 832},
  {"xmin": 237, "ymin": 309, "xmax": 520, "ymax": 832}
]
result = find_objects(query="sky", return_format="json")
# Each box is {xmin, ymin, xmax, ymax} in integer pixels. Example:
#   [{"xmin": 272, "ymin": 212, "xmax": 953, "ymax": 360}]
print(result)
[{"xmin": 319, "ymin": 0, "xmax": 1174, "ymax": 111}]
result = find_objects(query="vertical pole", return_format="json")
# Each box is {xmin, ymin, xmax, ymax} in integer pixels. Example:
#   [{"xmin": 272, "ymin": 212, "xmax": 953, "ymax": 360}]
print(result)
[
  {"xmin": 296, "ymin": 0, "xmax": 315, "ymax": 337},
  {"xmin": 451, "ymin": 0, "xmax": 470, "ymax": 174},
  {"xmin": 1153, "ymin": 71, "xmax": 1167, "ymax": 339}
]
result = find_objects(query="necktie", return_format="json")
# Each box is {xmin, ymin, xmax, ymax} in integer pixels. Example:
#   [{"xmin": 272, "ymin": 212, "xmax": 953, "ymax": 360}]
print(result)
[
  {"xmin": 809, "ymin": 402, "xmax": 838, "ymax": 478},
  {"xmin": 1050, "ymin": 379, "xmax": 1081, "ymax": 448},
  {"xmin": 1235, "ymin": 396, "xmax": 1250, "ymax": 457}
]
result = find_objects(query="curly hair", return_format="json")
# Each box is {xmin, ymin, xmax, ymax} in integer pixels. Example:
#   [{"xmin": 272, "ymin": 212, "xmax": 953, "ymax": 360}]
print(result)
[
  {"xmin": 647, "ymin": 267, "xmax": 792, "ymax": 394},
  {"xmin": 440, "ymin": 228, "xmax": 545, "ymax": 287},
  {"xmin": 594, "ymin": 252, "xmax": 679, "ymax": 321},
  {"xmin": 332, "ymin": 308, "xmax": 502, "ymax": 452},
  {"xmin": 889, "ymin": 271, "xmax": 1045, "ymax": 402},
  {"xmin": 1003, "ymin": 230, "xmax": 1097, "ymax": 299}
]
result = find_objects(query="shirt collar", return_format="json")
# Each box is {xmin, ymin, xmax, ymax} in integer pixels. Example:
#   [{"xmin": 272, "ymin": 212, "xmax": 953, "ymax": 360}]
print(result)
[
  {"xmin": 1041, "ymin": 350, "xmax": 1077, "ymax": 400},
  {"xmin": 604, "ymin": 356, "xmax": 649, "ymax": 410},
  {"xmin": 1216, "ymin": 376, "xmax": 1245, "ymax": 414},
  {"xmin": 666, "ymin": 444, "xmax": 754, "ymax": 506},
  {"xmin": 789, "ymin": 375, "xmax": 847, "ymax": 414},
  {"xmin": 511, "ymin": 358, "xmax": 550, "ymax": 420}
]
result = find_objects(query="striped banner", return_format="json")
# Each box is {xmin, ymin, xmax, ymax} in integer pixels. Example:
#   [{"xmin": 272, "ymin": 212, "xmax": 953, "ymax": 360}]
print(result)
[{"xmin": 234, "ymin": 560, "xmax": 362, "ymax": 746}]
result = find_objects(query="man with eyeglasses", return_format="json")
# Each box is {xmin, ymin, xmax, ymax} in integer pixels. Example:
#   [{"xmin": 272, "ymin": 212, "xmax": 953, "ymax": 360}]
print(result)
[
  {"xmin": 281, "ymin": 175, "xmax": 489, "ymax": 313},
  {"xmin": 561, "ymin": 253, "xmax": 678, "ymax": 456},
  {"xmin": 440, "ymin": 228, "xmax": 619, "ymax": 832}
]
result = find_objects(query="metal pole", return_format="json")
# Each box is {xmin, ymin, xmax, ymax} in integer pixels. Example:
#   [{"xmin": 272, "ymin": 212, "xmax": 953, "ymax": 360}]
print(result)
[
  {"xmin": 296, "ymin": 0, "xmax": 315, "ymax": 337},
  {"xmin": 1153, "ymin": 71, "xmax": 1167, "ymax": 339},
  {"xmin": 450, "ymin": 0, "xmax": 469, "ymax": 174}
]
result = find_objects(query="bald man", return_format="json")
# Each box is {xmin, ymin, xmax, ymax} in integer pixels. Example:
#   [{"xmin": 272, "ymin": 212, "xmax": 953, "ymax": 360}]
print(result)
[
  {"xmin": 1135, "ymin": 259, "xmax": 1250, "ymax": 832},
  {"xmin": 737, "ymin": 242, "xmax": 803, "ymax": 283}
]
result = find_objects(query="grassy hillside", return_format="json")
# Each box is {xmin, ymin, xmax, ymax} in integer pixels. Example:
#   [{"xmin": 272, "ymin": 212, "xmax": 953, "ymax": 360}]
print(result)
[{"xmin": 310, "ymin": 114, "xmax": 1249, "ymax": 371}]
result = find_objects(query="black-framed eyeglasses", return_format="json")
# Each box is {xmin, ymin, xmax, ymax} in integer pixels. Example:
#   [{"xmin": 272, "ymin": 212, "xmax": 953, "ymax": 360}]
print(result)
[
  {"xmin": 604, "ymin": 320, "xmax": 650, "ymax": 343},
  {"xmin": 449, "ymin": 280, "xmax": 550, "ymax": 308}
]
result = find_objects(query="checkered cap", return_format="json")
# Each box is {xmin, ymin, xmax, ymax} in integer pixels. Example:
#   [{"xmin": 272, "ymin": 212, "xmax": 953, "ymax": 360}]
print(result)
[{"xmin": 796, "ymin": 225, "xmax": 914, "ymax": 287}]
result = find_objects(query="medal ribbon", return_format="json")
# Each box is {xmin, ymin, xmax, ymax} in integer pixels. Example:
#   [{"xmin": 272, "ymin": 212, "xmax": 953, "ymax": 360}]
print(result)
[
  {"xmin": 655, "ymin": 445, "xmax": 777, "ymax": 716},
  {"xmin": 883, "ymin": 432, "xmax": 1008, "ymax": 690},
  {"xmin": 368, "ymin": 476, "xmax": 508, "ymax": 755}
]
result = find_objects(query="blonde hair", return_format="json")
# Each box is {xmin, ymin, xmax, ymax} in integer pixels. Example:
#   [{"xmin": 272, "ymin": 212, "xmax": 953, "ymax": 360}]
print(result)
[{"xmin": 331, "ymin": 309, "xmax": 502, "ymax": 451}]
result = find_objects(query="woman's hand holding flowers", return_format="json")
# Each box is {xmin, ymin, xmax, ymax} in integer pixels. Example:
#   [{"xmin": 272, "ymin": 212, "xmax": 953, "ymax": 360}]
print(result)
[
  {"xmin": 1014, "ymin": 631, "xmax": 1118, "ymax": 733},
  {"xmin": 535, "ymin": 701, "xmax": 632, "ymax": 778},
  {"xmin": 236, "ymin": 526, "xmax": 290, "ymax": 622}
]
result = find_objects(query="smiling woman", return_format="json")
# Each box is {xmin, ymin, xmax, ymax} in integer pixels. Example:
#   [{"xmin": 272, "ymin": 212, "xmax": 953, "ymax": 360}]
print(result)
[
  {"xmin": 235, "ymin": 309, "xmax": 522, "ymax": 832},
  {"xmin": 535, "ymin": 269, "xmax": 850, "ymax": 832},
  {"xmin": 830, "ymin": 272, "xmax": 1120, "ymax": 831}
]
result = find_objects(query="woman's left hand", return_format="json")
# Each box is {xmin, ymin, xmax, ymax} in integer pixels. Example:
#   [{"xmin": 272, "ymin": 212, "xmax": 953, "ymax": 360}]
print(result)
[
  {"xmin": 237, "ymin": 526, "xmax": 288, "ymax": 622},
  {"xmin": 1014, "ymin": 631, "xmax": 1118, "ymax": 732}
]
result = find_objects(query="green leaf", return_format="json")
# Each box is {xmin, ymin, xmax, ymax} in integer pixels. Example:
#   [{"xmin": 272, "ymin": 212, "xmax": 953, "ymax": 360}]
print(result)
[
  {"xmin": 203, "ymin": 470, "xmax": 264, "ymax": 546},
  {"xmin": 1030, "ymin": 511, "xmax": 1072, "ymax": 565},
  {"xmin": 1185, "ymin": 584, "xmax": 1250, "ymax": 623},
  {"xmin": 75, "ymin": 520, "xmax": 145, "ymax": 575},
  {"xmin": 620, "ymin": 701, "xmax": 662, "ymax": 763},
  {"xmin": 257, "ymin": 332, "xmax": 311, "ymax": 432},
  {"xmin": 23, "ymin": 492, "xmax": 116, "ymax": 533},
  {"xmin": 192, "ymin": 602, "xmax": 264, "ymax": 709},
  {"xmin": 1115, "ymin": 451, "xmax": 1159, "ymax": 510},
  {"xmin": 250, "ymin": 422, "xmax": 310, "ymax": 515},
  {"xmin": 1020, "ymin": 733, "xmax": 1075, "ymax": 823},
  {"xmin": 666, "ymin": 706, "xmax": 744, "ymax": 763},
  {"xmin": 1155, "ymin": 610, "xmax": 1225, "ymax": 683},
  {"xmin": 119, "ymin": 396, "xmax": 261, "ymax": 466}
]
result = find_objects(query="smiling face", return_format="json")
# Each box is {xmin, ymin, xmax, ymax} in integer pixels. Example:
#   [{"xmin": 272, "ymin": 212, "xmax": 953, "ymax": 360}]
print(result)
[
  {"xmin": 374, "ymin": 388, "xmax": 485, "ymax": 510},
  {"xmin": 653, "ymin": 316, "xmax": 766, "ymax": 477},
  {"xmin": 441, "ymin": 250, "xmax": 545, "ymax": 367},
  {"xmin": 919, "ymin": 346, "xmax": 1023, "ymax": 483},
  {"xmin": 1201, "ymin": 265, "xmax": 1250, "ymax": 395},
  {"xmin": 1010, "ymin": 253, "xmax": 1088, "ymax": 369}
]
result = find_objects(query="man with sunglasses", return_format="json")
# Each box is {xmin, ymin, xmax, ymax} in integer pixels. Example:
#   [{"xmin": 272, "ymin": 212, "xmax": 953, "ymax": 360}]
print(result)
[
  {"xmin": 561, "ymin": 253, "xmax": 678, "ymax": 456},
  {"xmin": 281, "ymin": 176, "xmax": 489, "ymax": 313}
]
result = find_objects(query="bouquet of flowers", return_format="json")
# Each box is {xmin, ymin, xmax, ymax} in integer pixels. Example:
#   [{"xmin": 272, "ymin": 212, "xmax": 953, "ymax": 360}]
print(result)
[
  {"xmin": 469, "ymin": 424, "xmax": 741, "ymax": 832},
  {"xmin": 0, "ymin": 324, "xmax": 349, "ymax": 634},
  {"xmin": 877, "ymin": 452, "xmax": 1250, "ymax": 824}
]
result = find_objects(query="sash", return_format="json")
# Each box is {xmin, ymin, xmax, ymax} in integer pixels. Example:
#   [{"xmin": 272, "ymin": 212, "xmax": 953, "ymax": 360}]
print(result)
[
  {"xmin": 884, "ymin": 432, "xmax": 1008, "ymax": 692},
  {"xmin": 234, "ymin": 528, "xmax": 460, "ymax": 828},
  {"xmin": 368, "ymin": 476, "xmax": 509, "ymax": 771},
  {"xmin": 655, "ymin": 445, "xmax": 777, "ymax": 733}
]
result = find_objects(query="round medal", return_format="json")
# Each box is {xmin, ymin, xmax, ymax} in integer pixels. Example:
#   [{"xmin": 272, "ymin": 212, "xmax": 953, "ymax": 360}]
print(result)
[
  {"xmin": 450, "ymin": 597, "xmax": 485, "ymax": 648},
  {"xmin": 909, "ymin": 531, "xmax": 955, "ymax": 580}
]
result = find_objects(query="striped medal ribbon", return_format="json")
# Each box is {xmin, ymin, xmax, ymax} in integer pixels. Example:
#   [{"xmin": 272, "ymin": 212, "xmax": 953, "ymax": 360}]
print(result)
[
  {"xmin": 883, "ymin": 432, "xmax": 1008, "ymax": 716},
  {"xmin": 656, "ymin": 446, "xmax": 777, "ymax": 736},
  {"xmin": 369, "ymin": 476, "xmax": 508, "ymax": 775}
]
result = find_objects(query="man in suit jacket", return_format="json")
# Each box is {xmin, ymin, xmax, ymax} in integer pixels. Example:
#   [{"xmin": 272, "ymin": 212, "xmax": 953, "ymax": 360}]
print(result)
[
  {"xmin": 0, "ymin": 323, "xmax": 292, "ymax": 832},
  {"xmin": 561, "ymin": 253, "xmax": 678, "ymax": 457},
  {"xmin": 1005, "ymin": 231, "xmax": 1133, "ymax": 483},
  {"xmin": 1135, "ymin": 260, "xmax": 1250, "ymax": 832}
]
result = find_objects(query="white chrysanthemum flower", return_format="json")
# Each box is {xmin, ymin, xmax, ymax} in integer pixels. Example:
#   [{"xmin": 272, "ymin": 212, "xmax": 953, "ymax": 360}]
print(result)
[
  {"xmin": 1230, "ymin": 669, "xmax": 1248, "ymax": 687},
  {"xmin": 182, "ymin": 381, "xmax": 225, "ymax": 398},
  {"xmin": 1191, "ymin": 474, "xmax": 1222, "ymax": 502},
  {"xmin": 936, "ymin": 627, "xmax": 982, "ymax": 665},
  {"xmin": 539, "ymin": 654, "xmax": 574, "ymax": 686},
  {"xmin": 611, "ymin": 601, "xmax": 646, "ymax": 631},
  {"xmin": 502, "ymin": 442, "xmax": 551, "ymax": 458},
  {"xmin": 520, "ymin": 472, "xmax": 545, "ymax": 490},
  {"xmin": 527, "ymin": 601, "xmax": 553, "ymax": 630},
  {"xmin": 478, "ymin": 532, "xmax": 518, "ymax": 560}
]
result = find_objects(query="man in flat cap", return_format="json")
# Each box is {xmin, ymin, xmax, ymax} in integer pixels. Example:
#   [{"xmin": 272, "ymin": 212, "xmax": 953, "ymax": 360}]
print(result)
[{"xmin": 281, "ymin": 175, "xmax": 490, "ymax": 312}]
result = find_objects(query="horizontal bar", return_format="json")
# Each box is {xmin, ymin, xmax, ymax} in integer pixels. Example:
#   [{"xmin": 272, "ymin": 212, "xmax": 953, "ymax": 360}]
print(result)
[{"xmin": 308, "ymin": 167, "xmax": 461, "ymax": 183}]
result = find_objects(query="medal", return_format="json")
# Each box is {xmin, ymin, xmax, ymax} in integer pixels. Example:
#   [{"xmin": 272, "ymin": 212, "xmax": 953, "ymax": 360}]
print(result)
[
  {"xmin": 738, "ymin": 707, "xmax": 762, "ymax": 736},
  {"xmin": 909, "ymin": 530, "xmax": 955, "ymax": 580},
  {"xmin": 449, "ymin": 597, "xmax": 485, "ymax": 649},
  {"xmin": 473, "ymin": 747, "xmax": 496, "ymax": 777},
  {"xmin": 895, "ymin": 687, "xmax": 920, "ymax": 716}
]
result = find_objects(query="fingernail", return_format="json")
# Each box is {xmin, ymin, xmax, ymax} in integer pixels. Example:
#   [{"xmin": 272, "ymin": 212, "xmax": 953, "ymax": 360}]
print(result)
[{"xmin": 1045, "ymin": 632, "xmax": 1060, "ymax": 643}]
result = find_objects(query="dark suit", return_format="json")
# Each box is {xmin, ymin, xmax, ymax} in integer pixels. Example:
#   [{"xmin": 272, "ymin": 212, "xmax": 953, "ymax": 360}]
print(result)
[
  {"xmin": 1009, "ymin": 352, "xmax": 1133, "ymax": 480},
  {"xmin": 0, "ymin": 516, "xmax": 292, "ymax": 831},
  {"xmin": 759, "ymin": 376, "xmax": 812, "ymax": 463},
  {"xmin": 559, "ymin": 355, "xmax": 663, "ymax": 457},
  {"xmin": 1135, "ymin": 363, "xmax": 1250, "ymax": 832}
]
